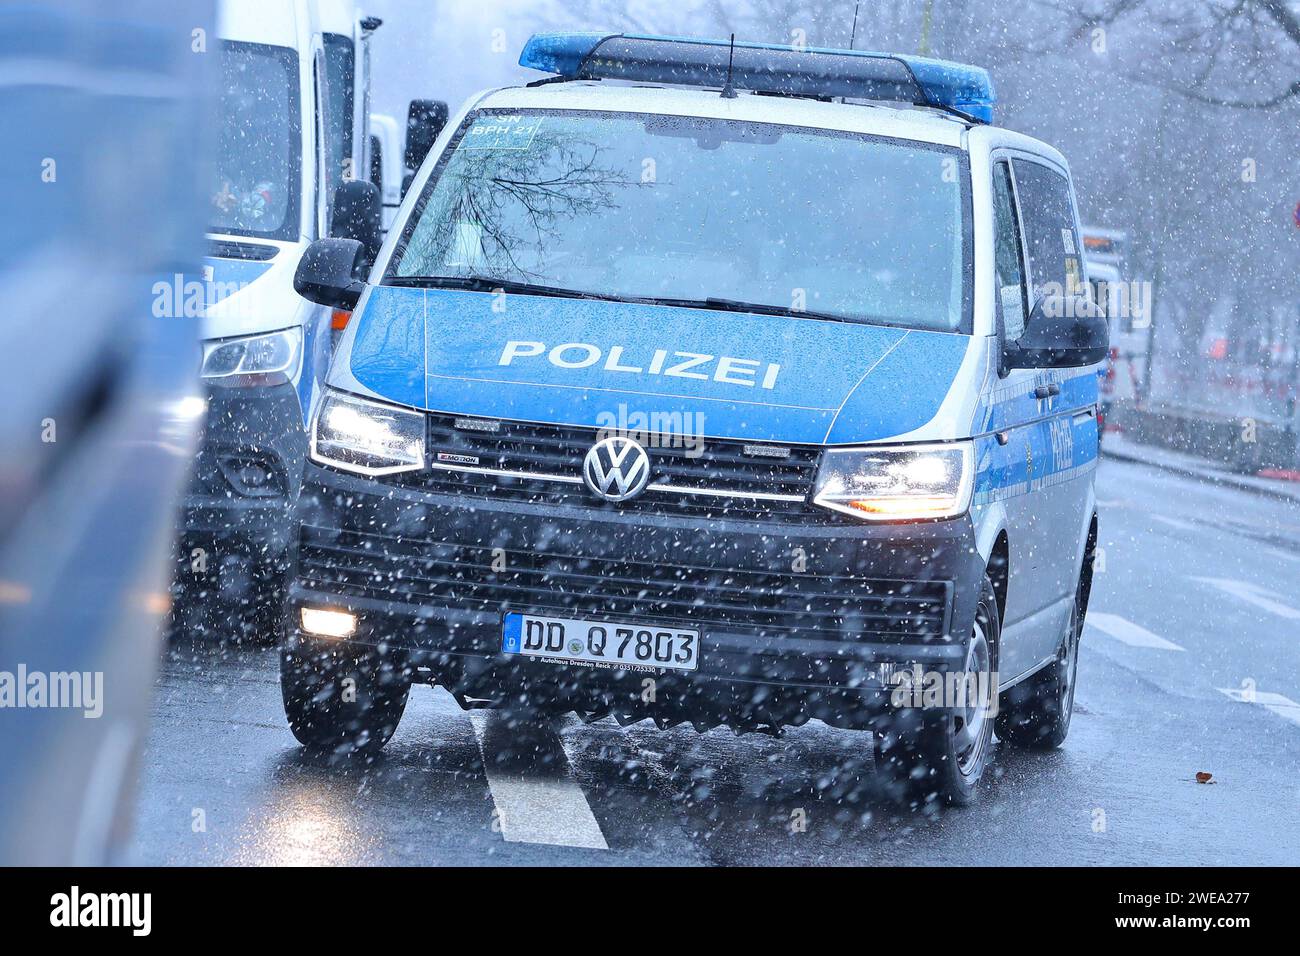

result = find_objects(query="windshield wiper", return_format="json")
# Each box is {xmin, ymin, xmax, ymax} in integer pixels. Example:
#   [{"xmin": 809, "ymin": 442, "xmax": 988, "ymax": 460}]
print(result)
[
  {"xmin": 636, "ymin": 295, "xmax": 854, "ymax": 324},
  {"xmin": 385, "ymin": 275, "xmax": 630, "ymax": 303},
  {"xmin": 387, "ymin": 278, "xmax": 868, "ymax": 325}
]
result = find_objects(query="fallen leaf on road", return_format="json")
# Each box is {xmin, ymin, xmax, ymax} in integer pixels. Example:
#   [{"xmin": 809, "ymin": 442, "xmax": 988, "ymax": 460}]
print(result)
[{"xmin": 1195, "ymin": 771, "xmax": 1214, "ymax": 784}]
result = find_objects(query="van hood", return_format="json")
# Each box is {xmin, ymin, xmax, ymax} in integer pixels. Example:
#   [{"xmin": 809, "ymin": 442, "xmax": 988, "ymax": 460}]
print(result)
[
  {"xmin": 181, "ymin": 238, "xmax": 311, "ymax": 341},
  {"xmin": 342, "ymin": 286, "xmax": 971, "ymax": 445}
]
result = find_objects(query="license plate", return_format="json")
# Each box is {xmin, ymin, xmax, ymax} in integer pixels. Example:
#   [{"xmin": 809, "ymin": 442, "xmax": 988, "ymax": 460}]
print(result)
[{"xmin": 502, "ymin": 612, "xmax": 699, "ymax": 672}]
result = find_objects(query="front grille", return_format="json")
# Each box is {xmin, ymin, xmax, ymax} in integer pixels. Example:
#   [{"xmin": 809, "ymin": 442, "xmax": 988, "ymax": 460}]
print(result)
[
  {"xmin": 298, "ymin": 525, "xmax": 951, "ymax": 641},
  {"xmin": 391, "ymin": 413, "xmax": 834, "ymax": 522}
]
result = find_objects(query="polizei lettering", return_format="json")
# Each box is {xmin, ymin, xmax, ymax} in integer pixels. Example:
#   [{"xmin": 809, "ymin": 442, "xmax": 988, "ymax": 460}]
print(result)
[{"xmin": 498, "ymin": 341, "xmax": 781, "ymax": 390}]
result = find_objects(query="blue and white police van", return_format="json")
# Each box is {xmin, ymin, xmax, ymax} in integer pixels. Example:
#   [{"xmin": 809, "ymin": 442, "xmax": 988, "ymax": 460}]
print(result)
[
  {"xmin": 281, "ymin": 34, "xmax": 1106, "ymax": 806},
  {"xmin": 176, "ymin": 0, "xmax": 443, "ymax": 627}
]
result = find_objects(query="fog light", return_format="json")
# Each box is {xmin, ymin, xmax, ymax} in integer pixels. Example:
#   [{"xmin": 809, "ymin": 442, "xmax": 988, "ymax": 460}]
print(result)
[
  {"xmin": 300, "ymin": 607, "xmax": 356, "ymax": 639},
  {"xmin": 238, "ymin": 462, "xmax": 273, "ymax": 488}
]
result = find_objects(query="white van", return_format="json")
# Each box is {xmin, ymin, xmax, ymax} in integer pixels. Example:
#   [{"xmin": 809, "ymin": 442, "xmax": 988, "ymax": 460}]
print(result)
[
  {"xmin": 368, "ymin": 113, "xmax": 403, "ymax": 231},
  {"xmin": 175, "ymin": 0, "xmax": 444, "ymax": 631},
  {"xmin": 1082, "ymin": 227, "xmax": 1148, "ymax": 419}
]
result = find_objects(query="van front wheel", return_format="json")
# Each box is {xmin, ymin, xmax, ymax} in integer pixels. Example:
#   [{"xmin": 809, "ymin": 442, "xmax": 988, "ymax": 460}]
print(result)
[
  {"xmin": 875, "ymin": 574, "xmax": 1000, "ymax": 808},
  {"xmin": 280, "ymin": 643, "xmax": 410, "ymax": 756}
]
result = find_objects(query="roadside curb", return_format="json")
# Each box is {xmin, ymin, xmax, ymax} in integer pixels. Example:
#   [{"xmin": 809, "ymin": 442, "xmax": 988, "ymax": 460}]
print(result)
[{"xmin": 1102, "ymin": 436, "xmax": 1300, "ymax": 504}]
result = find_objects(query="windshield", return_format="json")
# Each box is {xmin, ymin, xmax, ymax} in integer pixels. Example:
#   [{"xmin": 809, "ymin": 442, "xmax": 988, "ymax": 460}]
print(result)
[
  {"xmin": 209, "ymin": 41, "xmax": 301, "ymax": 241},
  {"xmin": 390, "ymin": 109, "xmax": 971, "ymax": 332}
]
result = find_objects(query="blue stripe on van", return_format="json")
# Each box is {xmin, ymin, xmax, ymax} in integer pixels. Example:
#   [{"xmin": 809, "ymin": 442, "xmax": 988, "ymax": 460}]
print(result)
[{"xmin": 973, "ymin": 369, "xmax": 1099, "ymax": 503}]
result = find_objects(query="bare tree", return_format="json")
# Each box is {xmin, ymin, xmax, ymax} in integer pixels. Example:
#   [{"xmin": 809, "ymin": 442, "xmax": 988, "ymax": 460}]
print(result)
[{"xmin": 1053, "ymin": 0, "xmax": 1300, "ymax": 107}]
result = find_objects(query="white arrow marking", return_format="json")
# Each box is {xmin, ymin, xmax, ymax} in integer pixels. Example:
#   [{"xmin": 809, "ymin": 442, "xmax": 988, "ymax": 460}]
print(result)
[
  {"xmin": 1218, "ymin": 688, "xmax": 1300, "ymax": 728},
  {"xmin": 1193, "ymin": 577, "xmax": 1300, "ymax": 621},
  {"xmin": 1086, "ymin": 613, "xmax": 1184, "ymax": 651}
]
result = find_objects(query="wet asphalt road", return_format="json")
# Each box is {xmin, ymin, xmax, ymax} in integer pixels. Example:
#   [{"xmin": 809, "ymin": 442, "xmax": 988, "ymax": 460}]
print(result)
[{"xmin": 130, "ymin": 457, "xmax": 1300, "ymax": 865}]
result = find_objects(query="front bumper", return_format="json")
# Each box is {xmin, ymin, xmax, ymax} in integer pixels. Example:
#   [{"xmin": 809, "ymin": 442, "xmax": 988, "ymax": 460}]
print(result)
[
  {"xmin": 286, "ymin": 462, "xmax": 986, "ymax": 729},
  {"xmin": 179, "ymin": 380, "xmax": 306, "ymax": 563}
]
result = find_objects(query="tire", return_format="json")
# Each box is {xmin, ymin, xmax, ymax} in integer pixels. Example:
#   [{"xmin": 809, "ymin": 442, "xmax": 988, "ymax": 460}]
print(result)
[
  {"xmin": 280, "ymin": 642, "xmax": 410, "ymax": 756},
  {"xmin": 875, "ymin": 574, "xmax": 1000, "ymax": 808},
  {"xmin": 243, "ymin": 560, "xmax": 289, "ymax": 645},
  {"xmin": 169, "ymin": 553, "xmax": 286, "ymax": 644},
  {"xmin": 995, "ymin": 583, "xmax": 1082, "ymax": 749}
]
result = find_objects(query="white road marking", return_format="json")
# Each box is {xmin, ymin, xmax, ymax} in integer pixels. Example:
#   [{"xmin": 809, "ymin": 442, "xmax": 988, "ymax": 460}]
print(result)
[
  {"xmin": 1150, "ymin": 514, "xmax": 1198, "ymax": 532},
  {"xmin": 1086, "ymin": 612, "xmax": 1184, "ymax": 651},
  {"xmin": 1264, "ymin": 547, "xmax": 1300, "ymax": 566},
  {"xmin": 1192, "ymin": 576, "xmax": 1300, "ymax": 621},
  {"xmin": 470, "ymin": 713, "xmax": 608, "ymax": 850},
  {"xmin": 1217, "ymin": 688, "xmax": 1300, "ymax": 728}
]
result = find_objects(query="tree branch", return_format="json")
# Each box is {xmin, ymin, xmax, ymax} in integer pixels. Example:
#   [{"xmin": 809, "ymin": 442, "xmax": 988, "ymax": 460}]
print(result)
[{"xmin": 1170, "ymin": 75, "xmax": 1300, "ymax": 107}]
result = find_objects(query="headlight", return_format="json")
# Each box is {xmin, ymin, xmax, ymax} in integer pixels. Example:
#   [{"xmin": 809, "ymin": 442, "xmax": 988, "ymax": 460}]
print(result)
[
  {"xmin": 310, "ymin": 389, "xmax": 425, "ymax": 475},
  {"xmin": 201, "ymin": 327, "xmax": 302, "ymax": 380},
  {"xmin": 812, "ymin": 442, "xmax": 973, "ymax": 520}
]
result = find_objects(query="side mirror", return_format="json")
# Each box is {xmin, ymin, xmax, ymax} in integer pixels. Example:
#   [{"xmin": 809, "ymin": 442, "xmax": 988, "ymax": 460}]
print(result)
[
  {"xmin": 1004, "ymin": 294, "xmax": 1109, "ymax": 369},
  {"xmin": 294, "ymin": 238, "xmax": 367, "ymax": 311},
  {"xmin": 329, "ymin": 180, "xmax": 382, "ymax": 265},
  {"xmin": 402, "ymin": 98, "xmax": 449, "ymax": 198}
]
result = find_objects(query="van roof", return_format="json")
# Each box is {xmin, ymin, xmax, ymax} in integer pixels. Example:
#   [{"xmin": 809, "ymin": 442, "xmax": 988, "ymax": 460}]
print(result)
[
  {"xmin": 316, "ymin": 0, "xmax": 359, "ymax": 36},
  {"xmin": 476, "ymin": 81, "xmax": 969, "ymax": 149},
  {"xmin": 218, "ymin": 0, "xmax": 301, "ymax": 47},
  {"xmin": 218, "ymin": 0, "xmax": 358, "ymax": 48}
]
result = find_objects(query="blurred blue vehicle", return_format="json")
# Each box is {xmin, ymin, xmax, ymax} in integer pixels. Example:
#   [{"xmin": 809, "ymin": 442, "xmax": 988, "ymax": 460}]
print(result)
[{"xmin": 0, "ymin": 1, "xmax": 212, "ymax": 864}]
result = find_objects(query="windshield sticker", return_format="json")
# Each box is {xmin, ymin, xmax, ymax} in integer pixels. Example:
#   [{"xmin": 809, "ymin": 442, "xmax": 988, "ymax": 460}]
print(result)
[
  {"xmin": 461, "ymin": 115, "xmax": 542, "ymax": 150},
  {"xmin": 1061, "ymin": 227, "xmax": 1076, "ymax": 254},
  {"xmin": 1064, "ymin": 256, "xmax": 1082, "ymax": 295}
]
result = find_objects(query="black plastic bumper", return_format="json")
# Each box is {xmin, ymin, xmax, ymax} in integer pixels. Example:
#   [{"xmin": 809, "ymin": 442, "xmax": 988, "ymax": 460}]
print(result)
[
  {"xmin": 178, "ymin": 380, "xmax": 306, "ymax": 563},
  {"xmin": 286, "ymin": 463, "xmax": 985, "ymax": 728}
]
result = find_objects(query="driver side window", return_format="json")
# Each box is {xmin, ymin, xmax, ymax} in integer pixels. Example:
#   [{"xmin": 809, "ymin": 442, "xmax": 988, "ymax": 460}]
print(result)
[{"xmin": 992, "ymin": 161, "xmax": 1028, "ymax": 342}]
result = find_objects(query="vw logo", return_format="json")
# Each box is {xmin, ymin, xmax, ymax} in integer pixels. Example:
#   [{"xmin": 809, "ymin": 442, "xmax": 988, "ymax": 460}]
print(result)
[{"xmin": 582, "ymin": 436, "xmax": 651, "ymax": 502}]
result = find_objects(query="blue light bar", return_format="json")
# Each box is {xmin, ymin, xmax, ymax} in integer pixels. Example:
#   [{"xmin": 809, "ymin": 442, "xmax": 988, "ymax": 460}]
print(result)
[{"xmin": 518, "ymin": 33, "xmax": 995, "ymax": 124}]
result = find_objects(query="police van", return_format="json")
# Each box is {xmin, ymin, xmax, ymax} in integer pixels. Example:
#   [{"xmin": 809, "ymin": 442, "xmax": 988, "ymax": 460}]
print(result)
[
  {"xmin": 282, "ymin": 34, "xmax": 1106, "ymax": 806},
  {"xmin": 177, "ymin": 0, "xmax": 443, "ymax": 627}
]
